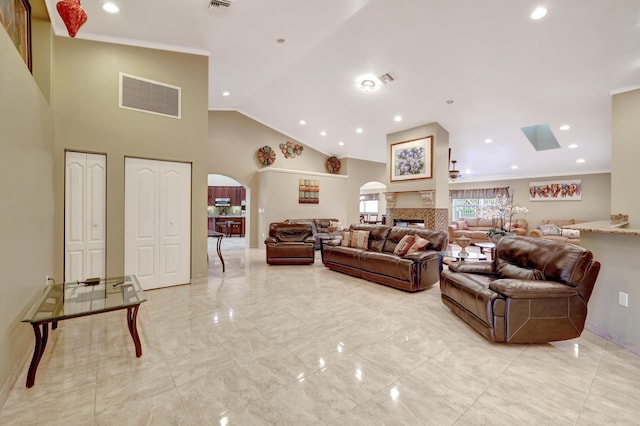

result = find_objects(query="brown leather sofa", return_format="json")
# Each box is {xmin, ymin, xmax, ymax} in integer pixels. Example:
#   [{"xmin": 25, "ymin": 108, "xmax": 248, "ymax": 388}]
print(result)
[
  {"xmin": 285, "ymin": 218, "xmax": 341, "ymax": 250},
  {"xmin": 448, "ymin": 218, "xmax": 528, "ymax": 244},
  {"xmin": 322, "ymin": 224, "xmax": 448, "ymax": 292},
  {"xmin": 264, "ymin": 222, "xmax": 316, "ymax": 265},
  {"xmin": 440, "ymin": 236, "xmax": 600, "ymax": 343}
]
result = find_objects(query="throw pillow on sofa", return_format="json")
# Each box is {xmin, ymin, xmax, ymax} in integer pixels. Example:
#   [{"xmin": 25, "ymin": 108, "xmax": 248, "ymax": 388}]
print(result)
[
  {"xmin": 394, "ymin": 235, "xmax": 416, "ymax": 257},
  {"xmin": 456, "ymin": 220, "xmax": 469, "ymax": 230},
  {"xmin": 538, "ymin": 223, "xmax": 561, "ymax": 236},
  {"xmin": 349, "ymin": 230, "xmax": 370, "ymax": 249},
  {"xmin": 405, "ymin": 236, "xmax": 429, "ymax": 255},
  {"xmin": 561, "ymin": 228, "xmax": 580, "ymax": 239},
  {"xmin": 341, "ymin": 231, "xmax": 351, "ymax": 247}
]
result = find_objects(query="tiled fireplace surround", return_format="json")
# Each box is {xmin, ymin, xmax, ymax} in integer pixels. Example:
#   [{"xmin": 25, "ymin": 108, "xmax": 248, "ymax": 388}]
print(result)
[{"xmin": 384, "ymin": 191, "xmax": 449, "ymax": 232}]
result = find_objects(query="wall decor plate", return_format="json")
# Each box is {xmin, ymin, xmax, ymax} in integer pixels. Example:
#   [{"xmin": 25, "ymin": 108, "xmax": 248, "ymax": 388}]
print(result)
[
  {"xmin": 279, "ymin": 141, "xmax": 303, "ymax": 158},
  {"xmin": 257, "ymin": 146, "xmax": 275, "ymax": 166},
  {"xmin": 326, "ymin": 156, "xmax": 341, "ymax": 173}
]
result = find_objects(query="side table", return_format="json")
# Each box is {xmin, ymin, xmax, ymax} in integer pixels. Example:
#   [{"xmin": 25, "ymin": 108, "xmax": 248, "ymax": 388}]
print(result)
[
  {"xmin": 208, "ymin": 230, "xmax": 225, "ymax": 272},
  {"xmin": 21, "ymin": 275, "xmax": 146, "ymax": 387}
]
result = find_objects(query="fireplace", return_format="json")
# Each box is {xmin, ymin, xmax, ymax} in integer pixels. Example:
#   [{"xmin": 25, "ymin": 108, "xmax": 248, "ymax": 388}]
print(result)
[
  {"xmin": 387, "ymin": 208, "xmax": 449, "ymax": 232},
  {"xmin": 394, "ymin": 219, "xmax": 425, "ymax": 228}
]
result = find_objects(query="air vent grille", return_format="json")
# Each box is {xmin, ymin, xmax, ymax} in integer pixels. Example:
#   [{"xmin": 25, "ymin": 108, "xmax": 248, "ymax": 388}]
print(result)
[
  {"xmin": 379, "ymin": 73, "xmax": 395, "ymax": 84},
  {"xmin": 119, "ymin": 73, "xmax": 181, "ymax": 119},
  {"xmin": 209, "ymin": 0, "xmax": 231, "ymax": 7}
]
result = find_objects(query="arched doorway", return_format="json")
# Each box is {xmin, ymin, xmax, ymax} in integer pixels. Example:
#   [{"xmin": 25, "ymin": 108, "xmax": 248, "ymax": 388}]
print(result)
[
  {"xmin": 359, "ymin": 181, "xmax": 387, "ymax": 224},
  {"xmin": 207, "ymin": 174, "xmax": 249, "ymax": 262}
]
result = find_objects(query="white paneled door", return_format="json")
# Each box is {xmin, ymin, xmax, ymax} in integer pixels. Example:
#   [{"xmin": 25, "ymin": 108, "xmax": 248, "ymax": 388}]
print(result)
[
  {"xmin": 65, "ymin": 152, "xmax": 106, "ymax": 282},
  {"xmin": 125, "ymin": 158, "xmax": 191, "ymax": 290}
]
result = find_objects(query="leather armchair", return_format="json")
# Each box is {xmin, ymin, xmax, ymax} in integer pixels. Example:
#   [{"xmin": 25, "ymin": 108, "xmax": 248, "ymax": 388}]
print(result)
[
  {"xmin": 440, "ymin": 235, "xmax": 600, "ymax": 343},
  {"xmin": 264, "ymin": 222, "xmax": 316, "ymax": 265}
]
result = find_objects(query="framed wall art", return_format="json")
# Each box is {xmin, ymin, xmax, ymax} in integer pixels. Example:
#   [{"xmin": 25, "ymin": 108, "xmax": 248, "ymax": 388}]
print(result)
[
  {"xmin": 0, "ymin": 0, "xmax": 32, "ymax": 72},
  {"xmin": 390, "ymin": 136, "xmax": 433, "ymax": 181},
  {"xmin": 529, "ymin": 179, "xmax": 582, "ymax": 201},
  {"xmin": 299, "ymin": 179, "xmax": 319, "ymax": 204}
]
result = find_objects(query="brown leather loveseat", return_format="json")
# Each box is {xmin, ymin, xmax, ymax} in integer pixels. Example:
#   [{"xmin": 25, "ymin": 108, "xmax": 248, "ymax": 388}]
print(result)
[
  {"xmin": 264, "ymin": 222, "xmax": 316, "ymax": 265},
  {"xmin": 440, "ymin": 236, "xmax": 600, "ymax": 343},
  {"xmin": 322, "ymin": 224, "xmax": 448, "ymax": 292}
]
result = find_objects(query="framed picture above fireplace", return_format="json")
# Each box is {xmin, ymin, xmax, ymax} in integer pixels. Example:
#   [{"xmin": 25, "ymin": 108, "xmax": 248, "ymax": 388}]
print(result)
[{"xmin": 390, "ymin": 136, "xmax": 433, "ymax": 181}]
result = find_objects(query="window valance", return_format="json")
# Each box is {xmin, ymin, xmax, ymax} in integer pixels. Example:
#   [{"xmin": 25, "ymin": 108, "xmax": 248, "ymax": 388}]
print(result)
[
  {"xmin": 449, "ymin": 187, "xmax": 510, "ymax": 199},
  {"xmin": 360, "ymin": 193, "xmax": 379, "ymax": 201}
]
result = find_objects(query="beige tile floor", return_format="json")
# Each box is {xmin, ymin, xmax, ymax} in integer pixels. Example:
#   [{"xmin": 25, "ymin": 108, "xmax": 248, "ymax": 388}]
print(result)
[{"xmin": 1, "ymin": 237, "xmax": 640, "ymax": 425}]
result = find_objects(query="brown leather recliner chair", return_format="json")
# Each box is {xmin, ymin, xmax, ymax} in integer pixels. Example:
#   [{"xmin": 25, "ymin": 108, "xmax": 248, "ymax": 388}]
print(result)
[
  {"xmin": 440, "ymin": 236, "xmax": 600, "ymax": 343},
  {"xmin": 265, "ymin": 222, "xmax": 316, "ymax": 265}
]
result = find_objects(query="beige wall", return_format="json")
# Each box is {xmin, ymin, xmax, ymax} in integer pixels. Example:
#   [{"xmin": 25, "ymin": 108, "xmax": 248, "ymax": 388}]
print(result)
[
  {"xmin": 257, "ymin": 169, "xmax": 349, "ymax": 241},
  {"xmin": 583, "ymin": 89, "xmax": 640, "ymax": 354},
  {"xmin": 0, "ymin": 29, "xmax": 55, "ymax": 401},
  {"xmin": 612, "ymin": 89, "xmax": 640, "ymax": 227},
  {"xmin": 449, "ymin": 173, "xmax": 611, "ymax": 229},
  {"xmin": 208, "ymin": 111, "xmax": 386, "ymax": 246},
  {"xmin": 51, "ymin": 38, "xmax": 209, "ymax": 283}
]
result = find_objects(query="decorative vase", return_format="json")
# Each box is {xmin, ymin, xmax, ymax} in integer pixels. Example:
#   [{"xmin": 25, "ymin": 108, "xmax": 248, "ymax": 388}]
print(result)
[{"xmin": 456, "ymin": 236, "xmax": 471, "ymax": 254}]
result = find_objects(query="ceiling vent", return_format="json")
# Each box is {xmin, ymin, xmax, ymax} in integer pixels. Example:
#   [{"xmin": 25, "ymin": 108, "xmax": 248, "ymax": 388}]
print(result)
[
  {"xmin": 379, "ymin": 73, "xmax": 396, "ymax": 84},
  {"xmin": 119, "ymin": 73, "xmax": 181, "ymax": 119},
  {"xmin": 209, "ymin": 0, "xmax": 232, "ymax": 7}
]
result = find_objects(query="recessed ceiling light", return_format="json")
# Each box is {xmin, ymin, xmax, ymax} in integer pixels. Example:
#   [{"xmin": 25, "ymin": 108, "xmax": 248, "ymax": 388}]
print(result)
[
  {"xmin": 559, "ymin": 124, "xmax": 571, "ymax": 131},
  {"xmin": 446, "ymin": 99, "xmax": 454, "ymax": 104},
  {"xmin": 276, "ymin": 38, "xmax": 286, "ymax": 44},
  {"xmin": 465, "ymin": 169, "xmax": 471, "ymax": 174},
  {"xmin": 338, "ymin": 141, "xmax": 344, "ymax": 146},
  {"xmin": 576, "ymin": 158, "xmax": 585, "ymax": 163},
  {"xmin": 355, "ymin": 74, "xmax": 381, "ymax": 92},
  {"xmin": 356, "ymin": 128, "xmax": 363, "ymax": 134},
  {"xmin": 222, "ymin": 91, "xmax": 230, "ymax": 97},
  {"xmin": 531, "ymin": 6, "xmax": 547, "ymax": 20},
  {"xmin": 394, "ymin": 115, "xmax": 402, "ymax": 122},
  {"xmin": 102, "ymin": 2, "xmax": 119, "ymax": 13},
  {"xmin": 299, "ymin": 120, "xmax": 306, "ymax": 126},
  {"xmin": 484, "ymin": 139, "xmax": 493, "ymax": 144},
  {"xmin": 568, "ymin": 144, "xmax": 578, "ymax": 149},
  {"xmin": 320, "ymin": 131, "xmax": 326, "ymax": 136},
  {"xmin": 511, "ymin": 165, "xmax": 519, "ymax": 169}
]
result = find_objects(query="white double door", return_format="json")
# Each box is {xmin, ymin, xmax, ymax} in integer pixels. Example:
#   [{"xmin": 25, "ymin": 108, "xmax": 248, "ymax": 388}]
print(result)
[
  {"xmin": 65, "ymin": 151, "xmax": 107, "ymax": 282},
  {"xmin": 125, "ymin": 158, "xmax": 191, "ymax": 290}
]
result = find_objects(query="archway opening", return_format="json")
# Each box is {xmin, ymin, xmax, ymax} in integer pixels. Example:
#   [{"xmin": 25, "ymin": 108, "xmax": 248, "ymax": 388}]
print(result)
[{"xmin": 359, "ymin": 181, "xmax": 387, "ymax": 224}]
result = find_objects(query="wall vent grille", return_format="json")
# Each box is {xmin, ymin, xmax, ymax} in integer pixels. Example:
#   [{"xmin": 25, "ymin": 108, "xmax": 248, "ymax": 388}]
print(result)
[{"xmin": 119, "ymin": 73, "xmax": 181, "ymax": 119}]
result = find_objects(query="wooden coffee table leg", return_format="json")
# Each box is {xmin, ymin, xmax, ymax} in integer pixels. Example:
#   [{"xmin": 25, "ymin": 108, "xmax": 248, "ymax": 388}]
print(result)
[
  {"xmin": 126, "ymin": 305, "xmax": 143, "ymax": 357},
  {"xmin": 26, "ymin": 323, "xmax": 49, "ymax": 388}
]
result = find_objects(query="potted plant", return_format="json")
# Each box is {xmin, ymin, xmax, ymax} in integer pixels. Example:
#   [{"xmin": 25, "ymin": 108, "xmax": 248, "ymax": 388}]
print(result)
[{"xmin": 485, "ymin": 193, "xmax": 528, "ymax": 244}]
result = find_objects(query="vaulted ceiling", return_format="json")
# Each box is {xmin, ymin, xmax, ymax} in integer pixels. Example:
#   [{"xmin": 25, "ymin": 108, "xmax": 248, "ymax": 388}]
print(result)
[{"xmin": 45, "ymin": 0, "xmax": 640, "ymax": 182}]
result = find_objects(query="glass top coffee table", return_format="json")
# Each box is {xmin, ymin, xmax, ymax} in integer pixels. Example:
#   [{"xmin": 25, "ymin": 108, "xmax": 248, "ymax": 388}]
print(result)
[
  {"xmin": 441, "ymin": 250, "xmax": 487, "ymax": 261},
  {"xmin": 22, "ymin": 275, "xmax": 146, "ymax": 387}
]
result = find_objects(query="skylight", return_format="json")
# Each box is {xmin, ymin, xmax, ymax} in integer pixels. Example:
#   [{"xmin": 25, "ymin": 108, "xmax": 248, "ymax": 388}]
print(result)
[{"xmin": 521, "ymin": 123, "xmax": 561, "ymax": 151}]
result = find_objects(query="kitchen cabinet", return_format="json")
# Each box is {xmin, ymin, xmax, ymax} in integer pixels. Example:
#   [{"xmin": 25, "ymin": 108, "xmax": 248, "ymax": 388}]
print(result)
[
  {"xmin": 210, "ymin": 186, "xmax": 246, "ymax": 207},
  {"xmin": 208, "ymin": 187, "xmax": 216, "ymax": 206}
]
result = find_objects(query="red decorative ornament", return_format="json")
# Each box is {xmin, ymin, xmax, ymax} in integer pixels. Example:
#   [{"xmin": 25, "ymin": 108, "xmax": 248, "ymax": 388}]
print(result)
[{"xmin": 56, "ymin": 0, "xmax": 88, "ymax": 38}]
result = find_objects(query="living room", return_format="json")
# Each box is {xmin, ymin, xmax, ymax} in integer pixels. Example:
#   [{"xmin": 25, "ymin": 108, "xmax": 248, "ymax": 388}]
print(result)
[{"xmin": 2, "ymin": 0, "xmax": 640, "ymax": 423}]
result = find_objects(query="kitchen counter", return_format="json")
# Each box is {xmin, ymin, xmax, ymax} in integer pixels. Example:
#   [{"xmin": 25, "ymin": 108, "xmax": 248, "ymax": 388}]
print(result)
[
  {"xmin": 567, "ymin": 220, "xmax": 640, "ymax": 236},
  {"xmin": 208, "ymin": 216, "xmax": 245, "ymax": 236}
]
